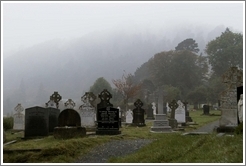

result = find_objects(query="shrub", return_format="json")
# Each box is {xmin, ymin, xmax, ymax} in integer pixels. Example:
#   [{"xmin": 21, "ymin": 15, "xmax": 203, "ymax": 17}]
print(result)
[{"xmin": 3, "ymin": 117, "xmax": 14, "ymax": 130}]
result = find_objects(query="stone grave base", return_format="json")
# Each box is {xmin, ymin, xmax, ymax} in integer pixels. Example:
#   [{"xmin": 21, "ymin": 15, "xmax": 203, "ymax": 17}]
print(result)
[
  {"xmin": 53, "ymin": 126, "xmax": 86, "ymax": 139},
  {"xmin": 169, "ymin": 119, "xmax": 178, "ymax": 129},
  {"xmin": 146, "ymin": 117, "xmax": 155, "ymax": 120},
  {"xmin": 131, "ymin": 123, "xmax": 146, "ymax": 127},
  {"xmin": 150, "ymin": 126, "xmax": 172, "ymax": 133},
  {"xmin": 96, "ymin": 130, "xmax": 121, "ymax": 135},
  {"xmin": 216, "ymin": 125, "xmax": 237, "ymax": 134}
]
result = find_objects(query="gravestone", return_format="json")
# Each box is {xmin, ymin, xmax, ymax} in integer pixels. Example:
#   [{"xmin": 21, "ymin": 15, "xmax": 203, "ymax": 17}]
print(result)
[
  {"xmin": 46, "ymin": 107, "xmax": 60, "ymax": 132},
  {"xmin": 79, "ymin": 92, "xmax": 96, "ymax": 128},
  {"xmin": 168, "ymin": 100, "xmax": 178, "ymax": 129},
  {"xmin": 237, "ymin": 94, "xmax": 243, "ymax": 124},
  {"xmin": 174, "ymin": 100, "xmax": 186, "ymax": 125},
  {"xmin": 117, "ymin": 106, "xmax": 122, "ymax": 127},
  {"xmin": 13, "ymin": 104, "xmax": 25, "ymax": 130},
  {"xmin": 132, "ymin": 99, "xmax": 146, "ymax": 126},
  {"xmin": 183, "ymin": 101, "xmax": 193, "ymax": 122},
  {"xmin": 217, "ymin": 67, "xmax": 243, "ymax": 132},
  {"xmin": 203, "ymin": 105, "xmax": 210, "ymax": 115},
  {"xmin": 25, "ymin": 106, "xmax": 49, "ymax": 138},
  {"xmin": 166, "ymin": 102, "xmax": 171, "ymax": 113},
  {"xmin": 58, "ymin": 109, "xmax": 81, "ymax": 127},
  {"xmin": 150, "ymin": 90, "xmax": 172, "ymax": 132},
  {"xmin": 152, "ymin": 102, "xmax": 157, "ymax": 115},
  {"xmin": 126, "ymin": 109, "xmax": 133, "ymax": 124},
  {"xmin": 54, "ymin": 102, "xmax": 86, "ymax": 139},
  {"xmin": 146, "ymin": 103, "xmax": 155, "ymax": 120},
  {"xmin": 96, "ymin": 89, "xmax": 121, "ymax": 135}
]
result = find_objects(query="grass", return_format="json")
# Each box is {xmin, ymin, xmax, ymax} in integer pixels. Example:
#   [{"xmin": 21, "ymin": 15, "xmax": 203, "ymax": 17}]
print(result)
[{"xmin": 3, "ymin": 109, "xmax": 243, "ymax": 163}]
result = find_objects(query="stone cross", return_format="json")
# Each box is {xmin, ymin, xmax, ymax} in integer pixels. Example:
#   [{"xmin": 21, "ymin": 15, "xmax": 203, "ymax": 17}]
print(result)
[
  {"xmin": 169, "ymin": 100, "xmax": 178, "ymax": 119},
  {"xmin": 134, "ymin": 99, "xmax": 143, "ymax": 108},
  {"xmin": 14, "ymin": 103, "xmax": 24, "ymax": 113},
  {"xmin": 50, "ymin": 91, "xmax": 62, "ymax": 108},
  {"xmin": 64, "ymin": 99, "xmax": 76, "ymax": 109},
  {"xmin": 157, "ymin": 90, "xmax": 164, "ymax": 114},
  {"xmin": 97, "ymin": 89, "xmax": 113, "ymax": 109},
  {"xmin": 81, "ymin": 92, "xmax": 96, "ymax": 106}
]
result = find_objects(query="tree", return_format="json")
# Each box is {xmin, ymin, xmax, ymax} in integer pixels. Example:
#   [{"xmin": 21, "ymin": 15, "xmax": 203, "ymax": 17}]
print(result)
[
  {"xmin": 112, "ymin": 72, "xmax": 142, "ymax": 112},
  {"xmin": 175, "ymin": 38, "xmax": 200, "ymax": 53},
  {"xmin": 148, "ymin": 50, "xmax": 208, "ymax": 97},
  {"xmin": 89, "ymin": 77, "xmax": 113, "ymax": 96},
  {"xmin": 205, "ymin": 28, "xmax": 243, "ymax": 77}
]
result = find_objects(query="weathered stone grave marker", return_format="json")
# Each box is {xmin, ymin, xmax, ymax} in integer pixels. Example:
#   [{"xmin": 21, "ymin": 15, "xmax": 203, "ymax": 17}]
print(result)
[
  {"xmin": 96, "ymin": 89, "xmax": 121, "ymax": 135},
  {"xmin": 13, "ymin": 103, "xmax": 25, "ymax": 130},
  {"xmin": 126, "ymin": 109, "xmax": 133, "ymax": 124},
  {"xmin": 146, "ymin": 103, "xmax": 155, "ymax": 120},
  {"xmin": 132, "ymin": 99, "xmax": 146, "ymax": 126},
  {"xmin": 183, "ymin": 101, "xmax": 193, "ymax": 122},
  {"xmin": 168, "ymin": 100, "xmax": 178, "ymax": 129},
  {"xmin": 150, "ymin": 90, "xmax": 172, "ymax": 132},
  {"xmin": 79, "ymin": 92, "xmax": 97, "ymax": 128},
  {"xmin": 175, "ymin": 100, "xmax": 186, "ymax": 126},
  {"xmin": 217, "ymin": 67, "xmax": 243, "ymax": 132}
]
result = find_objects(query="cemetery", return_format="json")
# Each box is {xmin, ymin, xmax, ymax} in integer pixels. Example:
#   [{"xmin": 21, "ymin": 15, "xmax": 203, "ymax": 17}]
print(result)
[{"xmin": 2, "ymin": 76, "xmax": 243, "ymax": 163}]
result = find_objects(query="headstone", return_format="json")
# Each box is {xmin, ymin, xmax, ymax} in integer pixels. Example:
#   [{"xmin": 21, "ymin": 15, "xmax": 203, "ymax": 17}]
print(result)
[
  {"xmin": 218, "ymin": 67, "xmax": 243, "ymax": 130},
  {"xmin": 238, "ymin": 94, "xmax": 243, "ymax": 123},
  {"xmin": 25, "ymin": 106, "xmax": 49, "ymax": 138},
  {"xmin": 175, "ymin": 100, "xmax": 186, "ymax": 124},
  {"xmin": 152, "ymin": 102, "xmax": 157, "ymax": 115},
  {"xmin": 132, "ymin": 99, "xmax": 146, "ymax": 126},
  {"xmin": 150, "ymin": 93, "xmax": 172, "ymax": 133},
  {"xmin": 47, "ymin": 107, "xmax": 60, "ymax": 132},
  {"xmin": 58, "ymin": 109, "xmax": 81, "ymax": 127},
  {"xmin": 203, "ymin": 105, "xmax": 210, "ymax": 115},
  {"xmin": 126, "ymin": 109, "xmax": 133, "ymax": 124},
  {"xmin": 166, "ymin": 102, "xmax": 171, "ymax": 113},
  {"xmin": 117, "ymin": 106, "xmax": 122, "ymax": 127},
  {"xmin": 183, "ymin": 101, "xmax": 193, "ymax": 122},
  {"xmin": 13, "ymin": 104, "xmax": 25, "ymax": 130},
  {"xmin": 79, "ymin": 92, "xmax": 96, "ymax": 128},
  {"xmin": 146, "ymin": 103, "xmax": 155, "ymax": 120},
  {"xmin": 96, "ymin": 89, "xmax": 121, "ymax": 135},
  {"xmin": 168, "ymin": 100, "xmax": 178, "ymax": 129}
]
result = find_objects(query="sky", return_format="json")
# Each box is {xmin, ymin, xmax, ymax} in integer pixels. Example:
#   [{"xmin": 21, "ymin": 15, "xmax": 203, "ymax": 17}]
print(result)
[{"xmin": 1, "ymin": 1, "xmax": 244, "ymax": 58}]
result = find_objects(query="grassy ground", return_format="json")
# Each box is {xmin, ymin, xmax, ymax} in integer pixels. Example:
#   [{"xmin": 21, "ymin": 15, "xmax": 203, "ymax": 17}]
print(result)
[{"xmin": 3, "ymin": 109, "xmax": 243, "ymax": 163}]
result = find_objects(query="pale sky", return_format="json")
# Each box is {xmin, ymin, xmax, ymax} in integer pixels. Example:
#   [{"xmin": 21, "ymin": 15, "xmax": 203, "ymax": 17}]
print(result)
[{"xmin": 1, "ymin": 1, "xmax": 244, "ymax": 57}]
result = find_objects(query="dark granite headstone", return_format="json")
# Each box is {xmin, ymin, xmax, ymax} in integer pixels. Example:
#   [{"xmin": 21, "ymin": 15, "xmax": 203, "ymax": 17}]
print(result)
[
  {"xmin": 96, "ymin": 89, "xmax": 120, "ymax": 135},
  {"xmin": 203, "ymin": 105, "xmax": 210, "ymax": 115},
  {"xmin": 132, "ymin": 99, "xmax": 146, "ymax": 126},
  {"xmin": 47, "ymin": 107, "xmax": 60, "ymax": 132},
  {"xmin": 96, "ymin": 106, "xmax": 120, "ymax": 135},
  {"xmin": 25, "ymin": 106, "xmax": 49, "ymax": 138},
  {"xmin": 58, "ymin": 109, "xmax": 81, "ymax": 127}
]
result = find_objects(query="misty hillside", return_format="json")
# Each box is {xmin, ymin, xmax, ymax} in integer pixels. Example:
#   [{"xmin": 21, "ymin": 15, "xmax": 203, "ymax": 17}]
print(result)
[{"xmin": 3, "ymin": 24, "xmax": 232, "ymax": 114}]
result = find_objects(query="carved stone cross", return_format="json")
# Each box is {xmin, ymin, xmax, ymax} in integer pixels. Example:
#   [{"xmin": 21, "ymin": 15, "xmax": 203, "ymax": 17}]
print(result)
[
  {"xmin": 134, "ymin": 99, "xmax": 143, "ymax": 108},
  {"xmin": 14, "ymin": 103, "xmax": 24, "ymax": 113},
  {"xmin": 169, "ymin": 100, "xmax": 178, "ymax": 119},
  {"xmin": 50, "ymin": 91, "xmax": 62, "ymax": 108},
  {"xmin": 64, "ymin": 99, "xmax": 76, "ymax": 109}
]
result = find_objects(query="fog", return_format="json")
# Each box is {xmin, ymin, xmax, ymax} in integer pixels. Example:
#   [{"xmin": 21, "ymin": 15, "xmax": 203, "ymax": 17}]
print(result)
[{"xmin": 2, "ymin": 2, "xmax": 244, "ymax": 115}]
